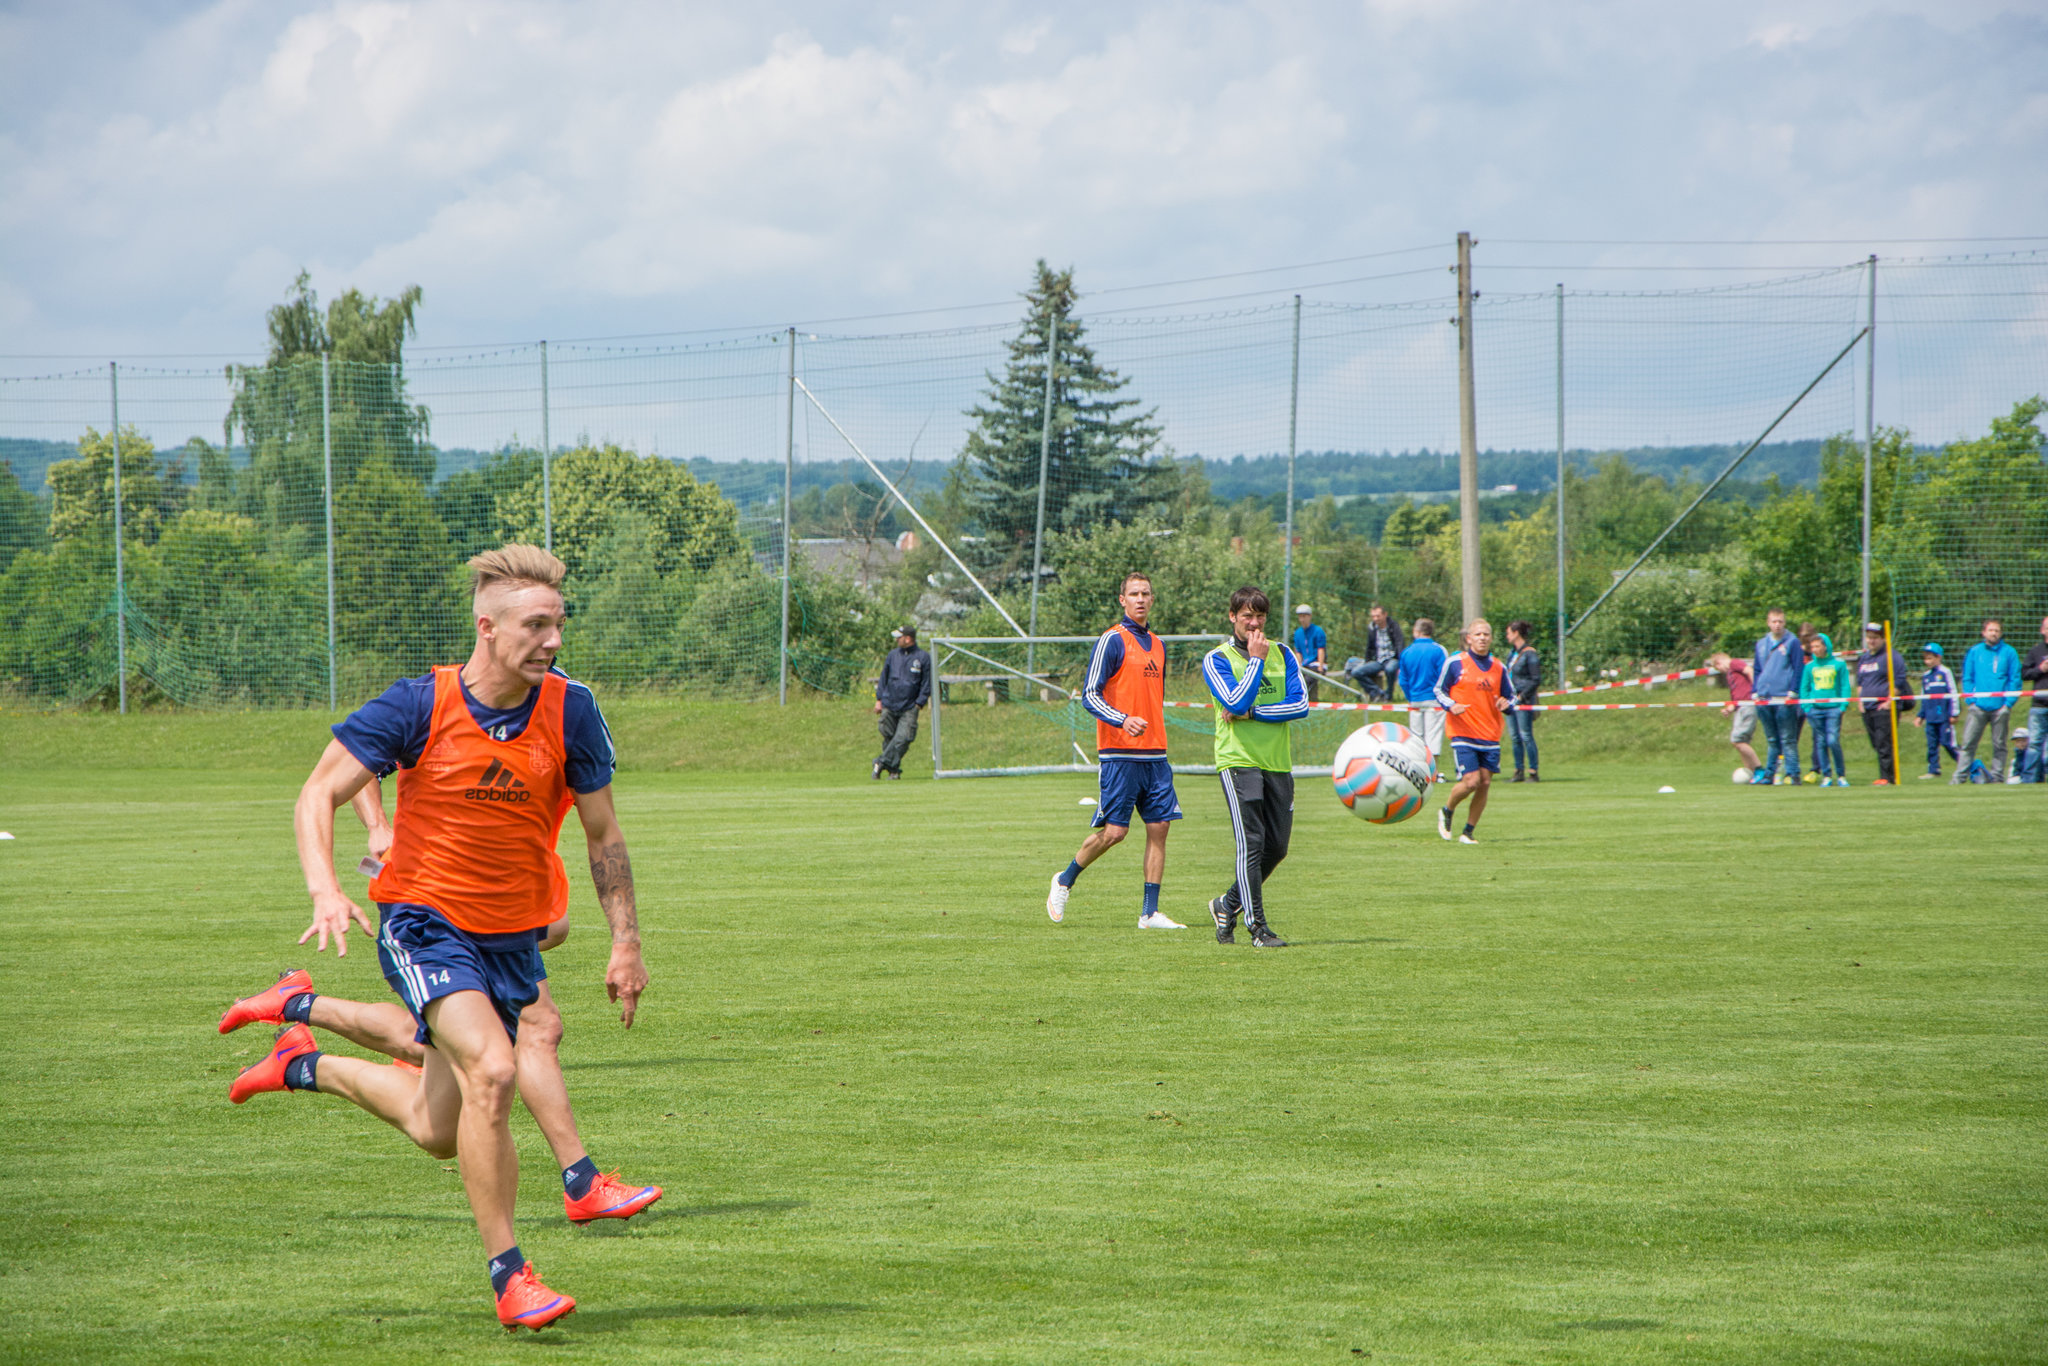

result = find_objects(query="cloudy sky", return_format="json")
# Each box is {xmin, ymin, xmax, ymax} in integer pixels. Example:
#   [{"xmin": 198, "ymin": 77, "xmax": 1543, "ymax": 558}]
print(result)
[{"xmin": 2, "ymin": 0, "xmax": 2044, "ymax": 364}]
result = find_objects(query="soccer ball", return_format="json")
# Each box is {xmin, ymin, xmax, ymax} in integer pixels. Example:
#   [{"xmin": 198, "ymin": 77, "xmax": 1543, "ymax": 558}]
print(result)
[
  {"xmin": 1731, "ymin": 767, "xmax": 1752, "ymax": 785},
  {"xmin": 1331, "ymin": 722, "xmax": 1434, "ymax": 824}
]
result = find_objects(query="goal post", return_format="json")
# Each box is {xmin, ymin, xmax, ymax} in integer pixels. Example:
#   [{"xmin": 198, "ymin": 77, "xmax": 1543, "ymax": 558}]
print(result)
[
  {"xmin": 929, "ymin": 635, "xmax": 1227, "ymax": 778},
  {"xmin": 928, "ymin": 634, "xmax": 1373, "ymax": 779}
]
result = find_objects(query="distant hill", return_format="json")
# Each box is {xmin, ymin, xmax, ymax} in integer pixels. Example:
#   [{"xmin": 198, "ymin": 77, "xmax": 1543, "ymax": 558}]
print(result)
[{"xmin": 1, "ymin": 434, "xmax": 1829, "ymax": 507}]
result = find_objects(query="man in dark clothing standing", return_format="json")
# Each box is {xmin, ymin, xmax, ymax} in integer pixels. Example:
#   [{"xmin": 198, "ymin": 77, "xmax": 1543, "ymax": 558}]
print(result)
[
  {"xmin": 1854, "ymin": 622, "xmax": 1914, "ymax": 785},
  {"xmin": 2023, "ymin": 616, "xmax": 2048, "ymax": 782},
  {"xmin": 872, "ymin": 625, "xmax": 932, "ymax": 779}
]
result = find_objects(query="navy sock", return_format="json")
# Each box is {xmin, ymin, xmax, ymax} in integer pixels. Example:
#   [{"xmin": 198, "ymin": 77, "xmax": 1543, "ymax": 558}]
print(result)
[
  {"xmin": 1463, "ymin": 822, "xmax": 1476, "ymax": 837},
  {"xmin": 1057, "ymin": 860, "xmax": 1084, "ymax": 889},
  {"xmin": 488, "ymin": 1246, "xmax": 526, "ymax": 1297},
  {"xmin": 563, "ymin": 1155, "xmax": 599, "ymax": 1200},
  {"xmin": 283, "ymin": 1051, "xmax": 322, "ymax": 1092},
  {"xmin": 280, "ymin": 991, "xmax": 316, "ymax": 1024},
  {"xmin": 1142, "ymin": 882, "xmax": 1161, "ymax": 918}
]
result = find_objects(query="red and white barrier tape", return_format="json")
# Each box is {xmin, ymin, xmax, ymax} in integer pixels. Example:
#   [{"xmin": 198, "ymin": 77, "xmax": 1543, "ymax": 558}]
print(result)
[
  {"xmin": 1541, "ymin": 665, "xmax": 1716, "ymax": 697},
  {"xmin": 1157, "ymin": 690, "xmax": 2038, "ymax": 715}
]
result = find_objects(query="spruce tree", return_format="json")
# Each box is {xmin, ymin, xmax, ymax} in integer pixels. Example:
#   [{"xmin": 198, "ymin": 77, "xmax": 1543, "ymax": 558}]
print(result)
[{"xmin": 958, "ymin": 262, "xmax": 1167, "ymax": 579}]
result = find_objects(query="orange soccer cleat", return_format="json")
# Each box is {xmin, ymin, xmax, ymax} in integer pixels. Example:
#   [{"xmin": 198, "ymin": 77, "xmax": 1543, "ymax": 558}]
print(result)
[
  {"xmin": 219, "ymin": 969, "xmax": 314, "ymax": 1034},
  {"xmin": 564, "ymin": 1170, "xmax": 663, "ymax": 1225},
  {"xmin": 389, "ymin": 1057, "xmax": 422, "ymax": 1076},
  {"xmin": 496, "ymin": 1263, "xmax": 576, "ymax": 1331},
  {"xmin": 229, "ymin": 1024, "xmax": 317, "ymax": 1104}
]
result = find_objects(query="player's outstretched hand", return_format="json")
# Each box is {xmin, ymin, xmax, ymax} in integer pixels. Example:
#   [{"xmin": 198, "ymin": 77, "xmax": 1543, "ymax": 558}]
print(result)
[
  {"xmin": 606, "ymin": 943, "xmax": 648, "ymax": 1028},
  {"xmin": 301, "ymin": 890, "xmax": 374, "ymax": 956}
]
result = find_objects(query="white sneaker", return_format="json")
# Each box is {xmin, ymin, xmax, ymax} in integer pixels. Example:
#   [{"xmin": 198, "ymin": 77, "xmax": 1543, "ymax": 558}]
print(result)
[
  {"xmin": 1437, "ymin": 807, "xmax": 1454, "ymax": 841},
  {"xmin": 1046, "ymin": 874, "xmax": 1070, "ymax": 923},
  {"xmin": 1137, "ymin": 911, "xmax": 1186, "ymax": 930}
]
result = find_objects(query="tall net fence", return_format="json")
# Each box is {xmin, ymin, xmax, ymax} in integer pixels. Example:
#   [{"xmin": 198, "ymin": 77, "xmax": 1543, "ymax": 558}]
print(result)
[{"xmin": 1, "ymin": 251, "xmax": 2041, "ymax": 723}]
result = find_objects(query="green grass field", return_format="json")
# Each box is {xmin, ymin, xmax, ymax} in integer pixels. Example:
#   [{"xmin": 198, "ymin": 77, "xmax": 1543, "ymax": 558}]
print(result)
[{"xmin": 1, "ymin": 702, "xmax": 2043, "ymax": 1363}]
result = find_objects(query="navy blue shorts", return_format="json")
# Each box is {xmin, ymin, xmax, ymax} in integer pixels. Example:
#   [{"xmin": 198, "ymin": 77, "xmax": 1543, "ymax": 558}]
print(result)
[
  {"xmin": 1451, "ymin": 741, "xmax": 1502, "ymax": 776},
  {"xmin": 1094, "ymin": 757, "xmax": 1183, "ymax": 828},
  {"xmin": 376, "ymin": 902, "xmax": 546, "ymax": 1046}
]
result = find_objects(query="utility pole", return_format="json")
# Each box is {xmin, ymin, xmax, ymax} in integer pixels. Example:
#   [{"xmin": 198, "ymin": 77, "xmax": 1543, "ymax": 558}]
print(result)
[
  {"xmin": 1860, "ymin": 255, "xmax": 1876, "ymax": 629},
  {"xmin": 780, "ymin": 327, "xmax": 795, "ymax": 705},
  {"xmin": 1282, "ymin": 294, "xmax": 1301, "ymax": 614},
  {"xmin": 321, "ymin": 353, "xmax": 336, "ymax": 711},
  {"xmin": 109, "ymin": 362, "xmax": 127, "ymax": 715},
  {"xmin": 540, "ymin": 340, "xmax": 552, "ymax": 552},
  {"xmin": 1554, "ymin": 282, "xmax": 1566, "ymax": 689},
  {"xmin": 1027, "ymin": 311, "xmax": 1057, "ymax": 680},
  {"xmin": 1455, "ymin": 232, "xmax": 1482, "ymax": 627}
]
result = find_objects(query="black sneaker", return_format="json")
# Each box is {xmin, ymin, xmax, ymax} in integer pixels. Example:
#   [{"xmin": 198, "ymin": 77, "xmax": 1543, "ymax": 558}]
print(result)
[
  {"xmin": 1249, "ymin": 925, "xmax": 1288, "ymax": 948},
  {"xmin": 1209, "ymin": 896, "xmax": 1238, "ymax": 944},
  {"xmin": 871, "ymin": 761, "xmax": 883, "ymax": 780},
  {"xmin": 885, "ymin": 768, "xmax": 901, "ymax": 780},
  {"xmin": 1437, "ymin": 806, "xmax": 1454, "ymax": 841}
]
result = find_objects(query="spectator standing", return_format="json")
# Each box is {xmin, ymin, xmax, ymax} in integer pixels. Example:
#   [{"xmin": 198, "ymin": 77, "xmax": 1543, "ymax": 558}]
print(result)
[
  {"xmin": 1397, "ymin": 618, "xmax": 1450, "ymax": 777},
  {"xmin": 1854, "ymin": 623, "xmax": 1914, "ymax": 785},
  {"xmin": 871, "ymin": 625, "xmax": 932, "ymax": 780},
  {"xmin": 1344, "ymin": 604, "xmax": 1406, "ymax": 702},
  {"xmin": 1292, "ymin": 604, "xmax": 1328, "ymax": 703},
  {"xmin": 1799, "ymin": 631, "xmax": 1851, "ymax": 786},
  {"xmin": 1710, "ymin": 651, "xmax": 1762, "ymax": 774},
  {"xmin": 2023, "ymin": 617, "xmax": 2048, "ymax": 783},
  {"xmin": 1913, "ymin": 644, "xmax": 1960, "ymax": 779},
  {"xmin": 1504, "ymin": 620, "xmax": 1542, "ymax": 782},
  {"xmin": 1956, "ymin": 619, "xmax": 2021, "ymax": 783},
  {"xmin": 1752, "ymin": 609, "xmax": 1806, "ymax": 785}
]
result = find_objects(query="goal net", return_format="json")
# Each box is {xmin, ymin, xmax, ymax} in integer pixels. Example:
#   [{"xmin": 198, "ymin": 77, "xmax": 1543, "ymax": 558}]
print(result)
[{"xmin": 928, "ymin": 634, "xmax": 1379, "ymax": 778}]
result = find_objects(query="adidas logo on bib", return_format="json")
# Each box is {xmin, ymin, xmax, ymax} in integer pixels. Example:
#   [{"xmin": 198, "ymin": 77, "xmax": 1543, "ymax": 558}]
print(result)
[{"xmin": 463, "ymin": 758, "xmax": 533, "ymax": 803}]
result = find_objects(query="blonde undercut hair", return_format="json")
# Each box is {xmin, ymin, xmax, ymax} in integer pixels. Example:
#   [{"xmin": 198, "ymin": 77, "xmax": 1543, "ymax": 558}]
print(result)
[{"xmin": 468, "ymin": 543, "xmax": 566, "ymax": 602}]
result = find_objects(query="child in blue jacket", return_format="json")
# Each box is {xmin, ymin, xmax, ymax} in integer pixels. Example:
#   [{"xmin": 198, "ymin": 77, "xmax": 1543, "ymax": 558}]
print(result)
[{"xmin": 1913, "ymin": 643, "xmax": 1960, "ymax": 778}]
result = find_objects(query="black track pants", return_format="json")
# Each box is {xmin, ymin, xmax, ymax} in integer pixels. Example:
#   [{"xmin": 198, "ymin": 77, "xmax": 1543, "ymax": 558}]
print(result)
[{"xmin": 1217, "ymin": 767, "xmax": 1293, "ymax": 929}]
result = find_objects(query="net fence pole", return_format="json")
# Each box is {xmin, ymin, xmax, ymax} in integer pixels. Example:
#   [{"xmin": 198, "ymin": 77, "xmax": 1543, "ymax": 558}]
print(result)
[
  {"xmin": 1861, "ymin": 255, "xmax": 1876, "ymax": 628},
  {"xmin": 322, "ymin": 353, "xmax": 336, "ymax": 711},
  {"xmin": 109, "ymin": 361, "xmax": 126, "ymax": 715},
  {"xmin": 779, "ymin": 326, "xmax": 795, "ymax": 706},
  {"xmin": 1282, "ymin": 293, "xmax": 1300, "ymax": 613},
  {"xmin": 540, "ymin": 340, "xmax": 552, "ymax": 553},
  {"xmin": 1455, "ymin": 232, "xmax": 1482, "ymax": 624},
  {"xmin": 1027, "ymin": 313, "xmax": 1056, "ymax": 679},
  {"xmin": 1554, "ymin": 282, "xmax": 1566, "ymax": 689}
]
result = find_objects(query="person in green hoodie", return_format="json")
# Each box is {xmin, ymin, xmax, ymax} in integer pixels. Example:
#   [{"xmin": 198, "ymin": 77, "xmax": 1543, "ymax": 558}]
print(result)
[{"xmin": 1798, "ymin": 630, "xmax": 1852, "ymax": 787}]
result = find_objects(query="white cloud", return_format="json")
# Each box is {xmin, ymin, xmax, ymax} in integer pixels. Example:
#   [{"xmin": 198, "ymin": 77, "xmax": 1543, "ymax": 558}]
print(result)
[{"xmin": 0, "ymin": 0, "xmax": 2044, "ymax": 363}]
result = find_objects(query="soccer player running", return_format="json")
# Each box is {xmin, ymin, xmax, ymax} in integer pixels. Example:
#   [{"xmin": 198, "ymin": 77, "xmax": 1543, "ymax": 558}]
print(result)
[
  {"xmin": 224, "ymin": 545, "xmax": 651, "ymax": 1332},
  {"xmin": 220, "ymin": 780, "xmax": 660, "ymax": 1237},
  {"xmin": 1203, "ymin": 586, "xmax": 1310, "ymax": 948},
  {"xmin": 1047, "ymin": 571, "xmax": 1186, "ymax": 929},
  {"xmin": 1434, "ymin": 618, "xmax": 1518, "ymax": 845}
]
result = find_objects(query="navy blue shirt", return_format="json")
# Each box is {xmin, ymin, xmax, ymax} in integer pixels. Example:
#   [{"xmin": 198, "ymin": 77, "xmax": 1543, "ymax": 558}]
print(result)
[{"xmin": 333, "ymin": 667, "xmax": 618, "ymax": 794}]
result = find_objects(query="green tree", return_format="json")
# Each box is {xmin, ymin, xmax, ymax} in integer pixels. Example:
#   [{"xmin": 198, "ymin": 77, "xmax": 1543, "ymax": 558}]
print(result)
[
  {"xmin": 958, "ymin": 261, "xmax": 1173, "ymax": 577},
  {"xmin": 1883, "ymin": 397, "xmax": 2048, "ymax": 647},
  {"xmin": 45, "ymin": 426, "xmax": 185, "ymax": 545},
  {"xmin": 227, "ymin": 272, "xmax": 431, "ymax": 533},
  {"xmin": 333, "ymin": 455, "xmax": 465, "ymax": 678},
  {"xmin": 433, "ymin": 448, "xmax": 542, "ymax": 560},
  {"xmin": 498, "ymin": 443, "xmax": 744, "ymax": 579},
  {"xmin": 1736, "ymin": 428, "xmax": 1908, "ymax": 638},
  {"xmin": 0, "ymin": 461, "xmax": 48, "ymax": 575},
  {"xmin": 1381, "ymin": 499, "xmax": 1451, "ymax": 549}
]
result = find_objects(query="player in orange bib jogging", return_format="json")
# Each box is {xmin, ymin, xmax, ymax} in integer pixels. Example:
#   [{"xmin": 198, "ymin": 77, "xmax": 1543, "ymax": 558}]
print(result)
[
  {"xmin": 1045, "ymin": 571, "xmax": 1187, "ymax": 929},
  {"xmin": 223, "ymin": 545, "xmax": 652, "ymax": 1332},
  {"xmin": 1433, "ymin": 617, "xmax": 1518, "ymax": 845}
]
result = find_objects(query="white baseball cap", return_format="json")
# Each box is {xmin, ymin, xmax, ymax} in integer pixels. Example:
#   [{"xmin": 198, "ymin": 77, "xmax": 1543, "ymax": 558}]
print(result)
[{"xmin": 1295, "ymin": 603, "xmax": 1313, "ymax": 614}]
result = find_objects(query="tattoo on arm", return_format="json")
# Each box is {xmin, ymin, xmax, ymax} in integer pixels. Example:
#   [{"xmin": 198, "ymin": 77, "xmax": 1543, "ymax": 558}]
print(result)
[{"xmin": 588, "ymin": 840, "xmax": 640, "ymax": 944}]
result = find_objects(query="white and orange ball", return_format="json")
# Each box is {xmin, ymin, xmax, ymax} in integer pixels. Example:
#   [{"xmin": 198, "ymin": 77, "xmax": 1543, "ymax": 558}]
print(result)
[{"xmin": 1331, "ymin": 722, "xmax": 1435, "ymax": 824}]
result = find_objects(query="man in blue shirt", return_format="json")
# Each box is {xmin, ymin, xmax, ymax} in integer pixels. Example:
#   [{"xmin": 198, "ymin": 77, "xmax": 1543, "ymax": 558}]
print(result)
[
  {"xmin": 1957, "ymin": 618, "xmax": 2023, "ymax": 783},
  {"xmin": 1397, "ymin": 617, "xmax": 1450, "ymax": 776},
  {"xmin": 1292, "ymin": 604, "xmax": 1329, "ymax": 702},
  {"xmin": 1751, "ymin": 608, "xmax": 1805, "ymax": 784}
]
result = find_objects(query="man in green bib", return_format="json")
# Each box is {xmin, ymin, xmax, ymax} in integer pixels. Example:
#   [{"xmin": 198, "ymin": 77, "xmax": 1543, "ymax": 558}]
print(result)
[{"xmin": 1201, "ymin": 586, "xmax": 1311, "ymax": 948}]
